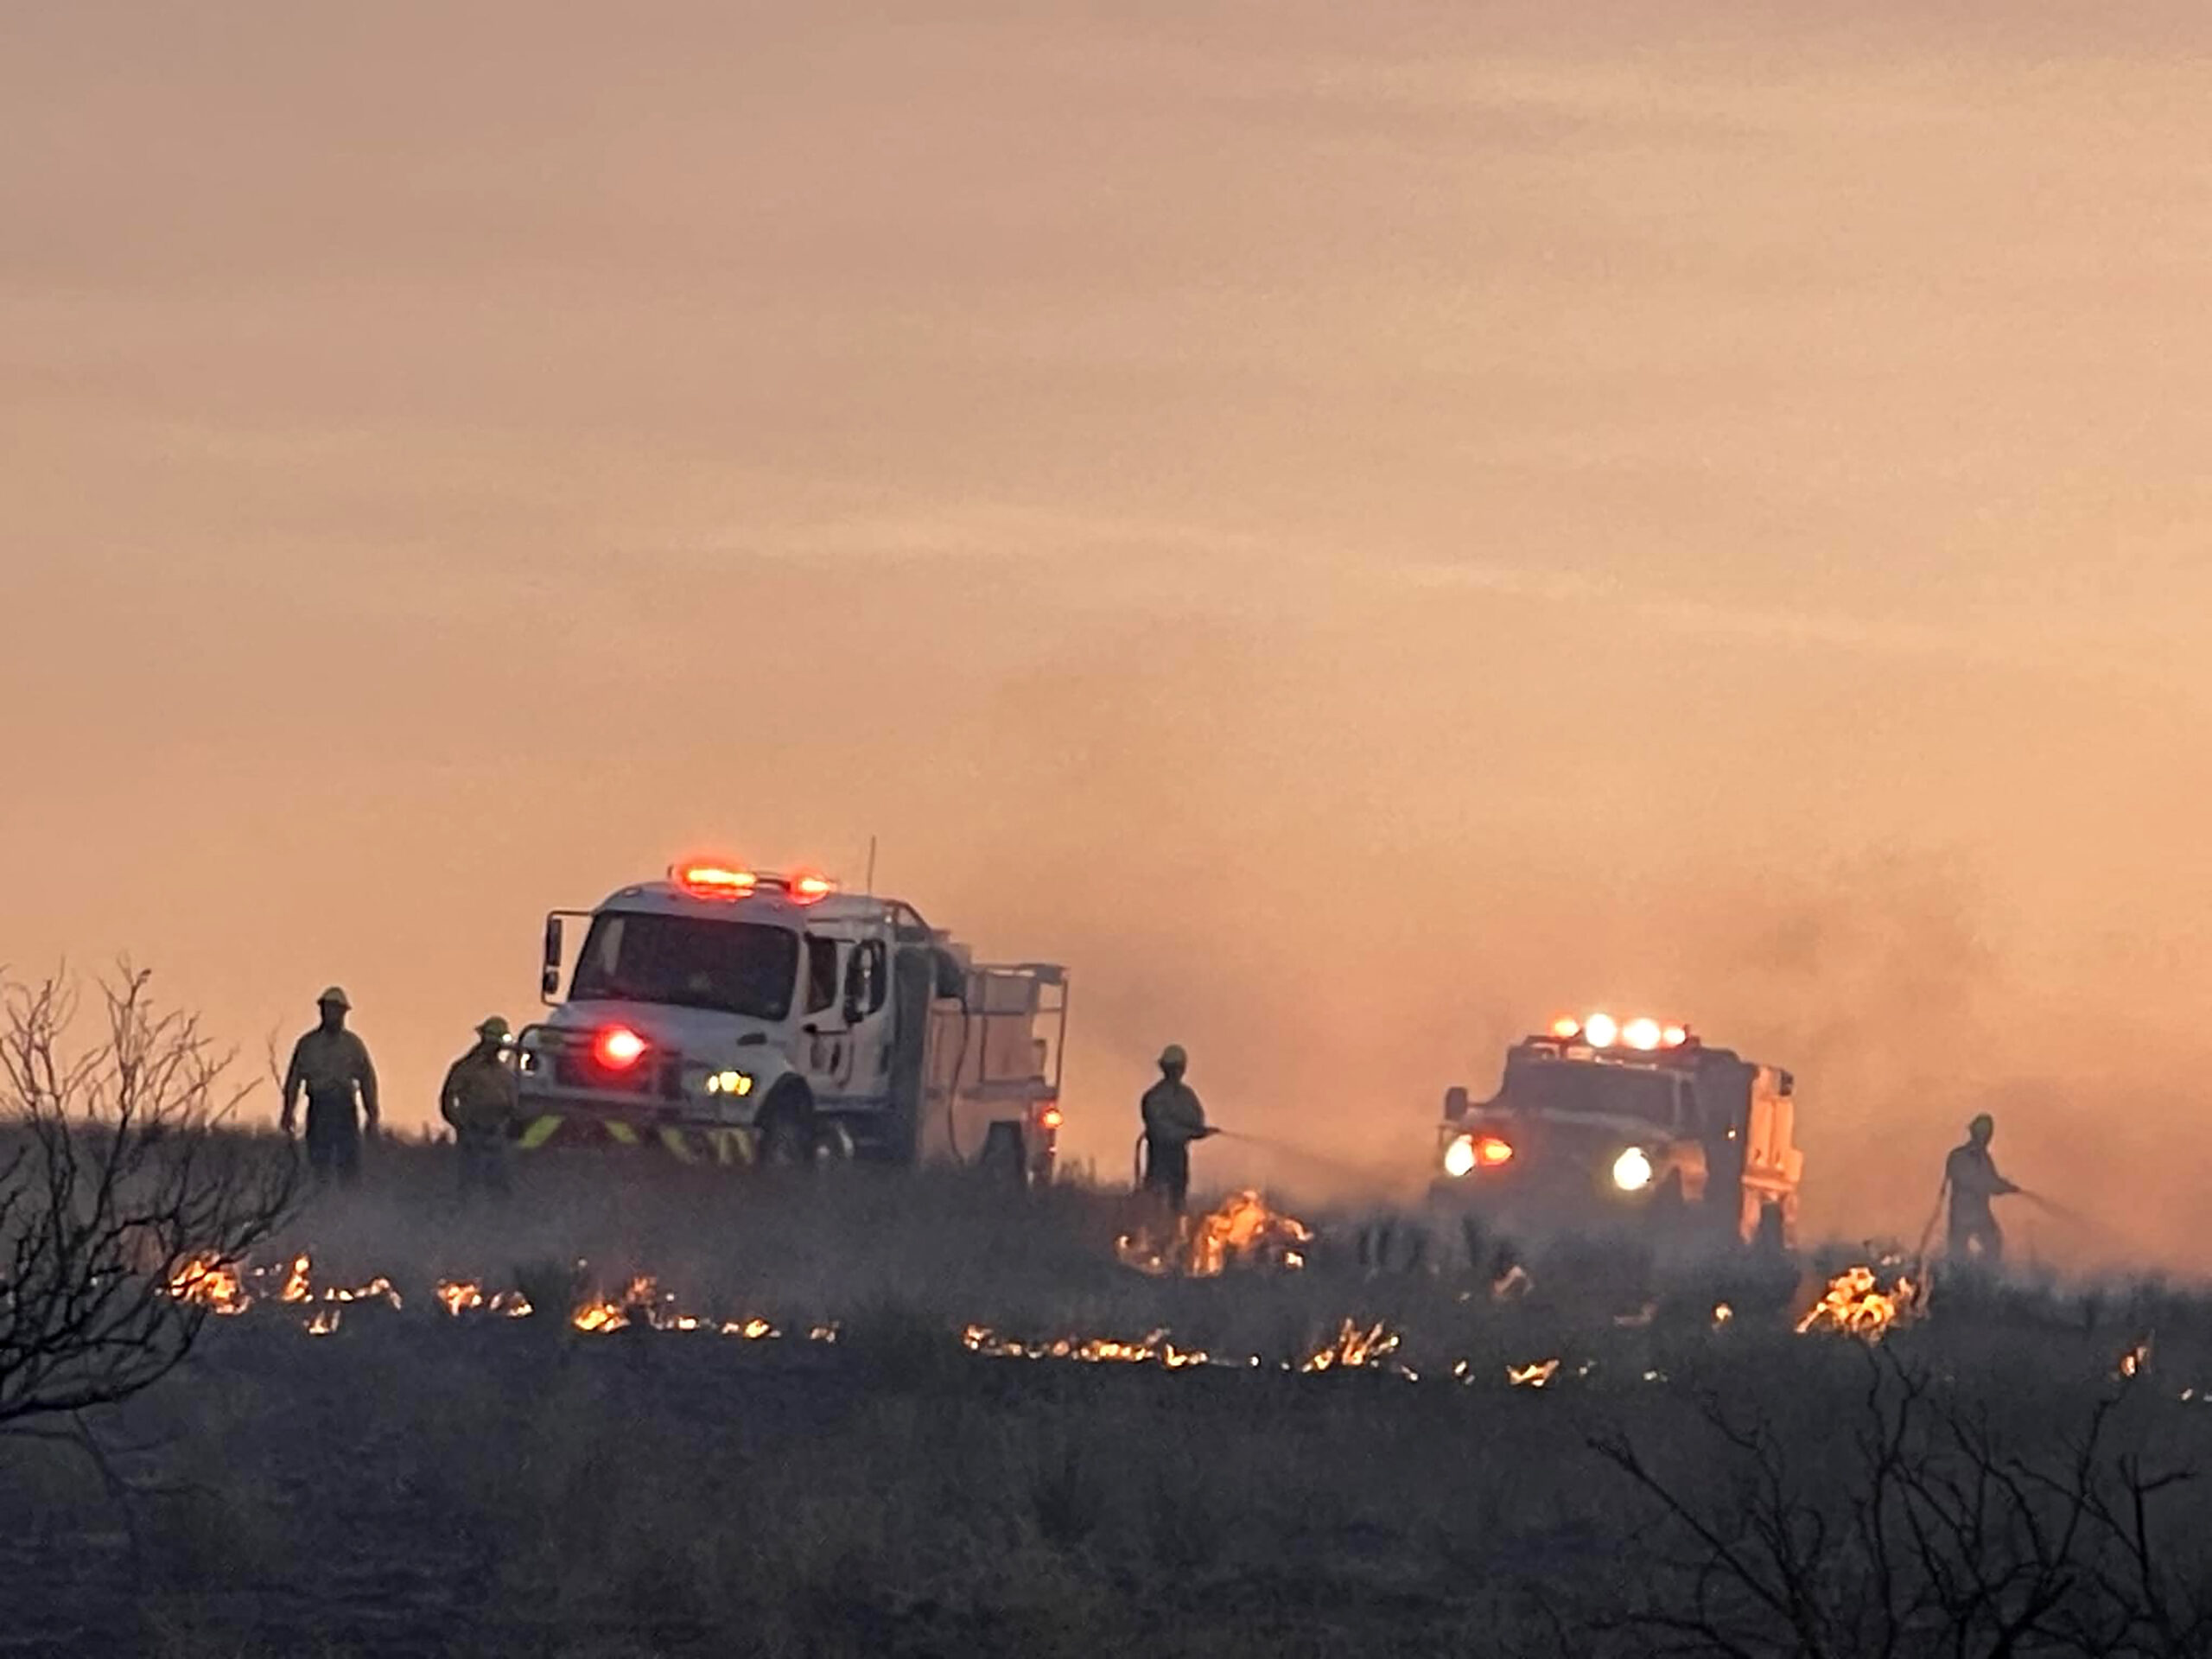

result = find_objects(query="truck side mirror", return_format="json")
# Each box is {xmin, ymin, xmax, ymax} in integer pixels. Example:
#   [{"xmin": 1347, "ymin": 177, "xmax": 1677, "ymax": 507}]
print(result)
[
  {"xmin": 1443, "ymin": 1086, "xmax": 1470, "ymax": 1120},
  {"xmin": 541, "ymin": 916, "xmax": 564, "ymax": 1001},
  {"xmin": 933, "ymin": 950, "xmax": 965, "ymax": 1002}
]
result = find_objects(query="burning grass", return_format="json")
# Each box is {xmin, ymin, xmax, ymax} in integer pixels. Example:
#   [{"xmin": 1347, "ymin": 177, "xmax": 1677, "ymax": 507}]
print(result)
[{"xmin": 25, "ymin": 1151, "xmax": 2212, "ymax": 1656}]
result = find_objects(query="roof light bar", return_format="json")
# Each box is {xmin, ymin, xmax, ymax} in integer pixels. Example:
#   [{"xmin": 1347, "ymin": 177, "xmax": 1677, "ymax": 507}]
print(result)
[
  {"xmin": 787, "ymin": 871, "xmax": 838, "ymax": 906},
  {"xmin": 671, "ymin": 861, "xmax": 759, "ymax": 900},
  {"xmin": 1554, "ymin": 1012, "xmax": 1695, "ymax": 1051}
]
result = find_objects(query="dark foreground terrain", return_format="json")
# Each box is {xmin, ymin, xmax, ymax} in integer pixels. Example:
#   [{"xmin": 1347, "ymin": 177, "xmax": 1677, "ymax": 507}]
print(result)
[{"xmin": 8, "ymin": 1147, "xmax": 2212, "ymax": 1658}]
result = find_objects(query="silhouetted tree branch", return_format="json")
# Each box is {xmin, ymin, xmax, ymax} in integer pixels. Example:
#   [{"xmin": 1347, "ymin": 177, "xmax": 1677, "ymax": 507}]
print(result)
[
  {"xmin": 0, "ymin": 966, "xmax": 296, "ymax": 1430},
  {"xmin": 1589, "ymin": 1345, "xmax": 2212, "ymax": 1658}
]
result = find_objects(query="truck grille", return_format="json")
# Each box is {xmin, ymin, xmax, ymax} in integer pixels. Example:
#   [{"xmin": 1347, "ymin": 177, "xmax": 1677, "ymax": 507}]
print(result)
[{"xmin": 550, "ymin": 1049, "xmax": 677, "ymax": 1098}]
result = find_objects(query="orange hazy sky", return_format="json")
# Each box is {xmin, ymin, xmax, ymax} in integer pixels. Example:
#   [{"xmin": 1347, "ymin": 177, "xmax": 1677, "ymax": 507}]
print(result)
[{"xmin": 6, "ymin": 4, "xmax": 2210, "ymax": 1261}]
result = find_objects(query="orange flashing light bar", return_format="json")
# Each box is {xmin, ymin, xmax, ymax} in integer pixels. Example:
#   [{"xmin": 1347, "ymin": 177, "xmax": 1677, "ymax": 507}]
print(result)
[
  {"xmin": 671, "ymin": 861, "xmax": 839, "ymax": 905},
  {"xmin": 671, "ymin": 861, "xmax": 759, "ymax": 900}
]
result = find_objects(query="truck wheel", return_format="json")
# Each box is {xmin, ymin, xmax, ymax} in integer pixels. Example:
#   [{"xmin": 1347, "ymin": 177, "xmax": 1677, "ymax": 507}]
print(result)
[
  {"xmin": 979, "ymin": 1122, "xmax": 1028, "ymax": 1187},
  {"xmin": 758, "ymin": 1086, "xmax": 817, "ymax": 1170},
  {"xmin": 1751, "ymin": 1200, "xmax": 1787, "ymax": 1257}
]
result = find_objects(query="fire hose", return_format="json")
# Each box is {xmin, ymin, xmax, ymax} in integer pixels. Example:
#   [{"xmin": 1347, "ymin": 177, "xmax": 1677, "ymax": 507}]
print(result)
[
  {"xmin": 1128, "ymin": 1123, "xmax": 1396, "ymax": 1192},
  {"xmin": 1919, "ymin": 1179, "xmax": 2139, "ymax": 1266}
]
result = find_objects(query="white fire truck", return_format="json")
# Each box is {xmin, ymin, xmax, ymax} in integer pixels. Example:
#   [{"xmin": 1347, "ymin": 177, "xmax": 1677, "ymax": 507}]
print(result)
[
  {"xmin": 1432, "ymin": 1013, "xmax": 1803, "ymax": 1249},
  {"xmin": 510, "ymin": 860, "xmax": 1069, "ymax": 1181}
]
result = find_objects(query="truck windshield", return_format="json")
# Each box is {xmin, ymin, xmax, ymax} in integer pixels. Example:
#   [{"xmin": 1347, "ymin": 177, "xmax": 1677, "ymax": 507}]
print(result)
[
  {"xmin": 569, "ymin": 913, "xmax": 799, "ymax": 1020},
  {"xmin": 1503, "ymin": 1063, "xmax": 1678, "ymax": 1127}
]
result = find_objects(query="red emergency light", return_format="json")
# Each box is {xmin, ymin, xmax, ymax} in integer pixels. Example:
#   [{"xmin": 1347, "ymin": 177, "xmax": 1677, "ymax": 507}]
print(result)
[
  {"xmin": 787, "ymin": 871, "xmax": 838, "ymax": 906},
  {"xmin": 594, "ymin": 1026, "xmax": 648, "ymax": 1071},
  {"xmin": 1472, "ymin": 1135, "xmax": 1514, "ymax": 1167}
]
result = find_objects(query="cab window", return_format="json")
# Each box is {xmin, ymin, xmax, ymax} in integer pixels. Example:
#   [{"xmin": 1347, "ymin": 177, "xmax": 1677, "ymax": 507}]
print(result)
[
  {"xmin": 843, "ymin": 940, "xmax": 887, "ymax": 1022},
  {"xmin": 804, "ymin": 938, "xmax": 839, "ymax": 1014}
]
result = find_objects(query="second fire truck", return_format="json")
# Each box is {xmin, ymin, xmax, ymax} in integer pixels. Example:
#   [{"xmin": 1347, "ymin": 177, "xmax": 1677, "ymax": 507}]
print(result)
[{"xmin": 1432, "ymin": 1013, "xmax": 1803, "ymax": 1250}]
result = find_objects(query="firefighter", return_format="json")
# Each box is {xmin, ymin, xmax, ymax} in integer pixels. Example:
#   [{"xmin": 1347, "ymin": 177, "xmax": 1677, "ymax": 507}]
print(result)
[
  {"xmin": 1944, "ymin": 1112, "xmax": 2019, "ymax": 1264},
  {"xmin": 279, "ymin": 987, "xmax": 380, "ymax": 1185},
  {"xmin": 1140, "ymin": 1044, "xmax": 1212, "ymax": 1214},
  {"xmin": 441, "ymin": 1016, "xmax": 518, "ymax": 1199}
]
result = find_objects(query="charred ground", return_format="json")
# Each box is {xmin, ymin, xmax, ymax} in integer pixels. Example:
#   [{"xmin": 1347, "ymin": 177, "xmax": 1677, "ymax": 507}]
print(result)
[{"xmin": 9, "ymin": 1141, "xmax": 2212, "ymax": 1658}]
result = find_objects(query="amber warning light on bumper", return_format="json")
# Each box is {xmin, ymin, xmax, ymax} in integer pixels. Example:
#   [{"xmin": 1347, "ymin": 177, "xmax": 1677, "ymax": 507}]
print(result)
[{"xmin": 1442, "ymin": 1134, "xmax": 1514, "ymax": 1179}]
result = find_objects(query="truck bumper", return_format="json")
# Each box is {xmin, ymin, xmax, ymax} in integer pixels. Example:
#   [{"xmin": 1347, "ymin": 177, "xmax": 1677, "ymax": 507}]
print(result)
[{"xmin": 510, "ymin": 1097, "xmax": 761, "ymax": 1165}]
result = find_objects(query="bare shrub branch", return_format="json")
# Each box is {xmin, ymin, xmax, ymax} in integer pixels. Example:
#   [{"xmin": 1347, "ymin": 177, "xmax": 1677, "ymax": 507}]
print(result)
[
  {"xmin": 1589, "ymin": 1345, "xmax": 2212, "ymax": 1658},
  {"xmin": 0, "ymin": 965, "xmax": 297, "ymax": 1429}
]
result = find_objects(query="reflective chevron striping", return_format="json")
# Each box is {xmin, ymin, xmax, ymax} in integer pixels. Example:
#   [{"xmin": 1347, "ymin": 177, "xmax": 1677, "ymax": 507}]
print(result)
[
  {"xmin": 517, "ymin": 1116, "xmax": 563, "ymax": 1150},
  {"xmin": 512, "ymin": 1110, "xmax": 761, "ymax": 1166}
]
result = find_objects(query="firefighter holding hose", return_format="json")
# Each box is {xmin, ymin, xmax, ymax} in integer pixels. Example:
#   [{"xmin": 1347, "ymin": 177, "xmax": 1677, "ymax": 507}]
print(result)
[
  {"xmin": 1141, "ymin": 1044, "xmax": 1213, "ymax": 1214},
  {"xmin": 1945, "ymin": 1112, "xmax": 2020, "ymax": 1264}
]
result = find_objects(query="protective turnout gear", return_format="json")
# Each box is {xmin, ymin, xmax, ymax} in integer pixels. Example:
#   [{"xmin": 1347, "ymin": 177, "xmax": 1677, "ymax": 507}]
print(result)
[
  {"xmin": 283, "ymin": 1026, "xmax": 378, "ymax": 1185},
  {"xmin": 1141, "ymin": 1071, "xmax": 1209, "ymax": 1213},
  {"xmin": 442, "ymin": 1048, "xmax": 518, "ymax": 1136},
  {"xmin": 442, "ymin": 1038, "xmax": 518, "ymax": 1200},
  {"xmin": 1946, "ymin": 1116, "xmax": 2018, "ymax": 1264}
]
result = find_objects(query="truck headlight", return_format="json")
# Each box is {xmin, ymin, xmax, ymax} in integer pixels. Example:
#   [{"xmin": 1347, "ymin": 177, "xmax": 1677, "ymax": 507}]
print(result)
[
  {"xmin": 1442, "ymin": 1135, "xmax": 1478, "ymax": 1179},
  {"xmin": 705, "ymin": 1070, "xmax": 754, "ymax": 1097},
  {"xmin": 1612, "ymin": 1147, "xmax": 1654, "ymax": 1192}
]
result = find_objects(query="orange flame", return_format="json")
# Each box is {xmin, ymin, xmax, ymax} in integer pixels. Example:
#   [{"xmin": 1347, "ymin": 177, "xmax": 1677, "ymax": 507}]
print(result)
[
  {"xmin": 168, "ymin": 1254, "xmax": 251, "ymax": 1316},
  {"xmin": 1117, "ymin": 1189, "xmax": 1313, "ymax": 1278},
  {"xmin": 1300, "ymin": 1320, "xmax": 1402, "ymax": 1375},
  {"xmin": 1796, "ymin": 1265, "xmax": 1921, "ymax": 1341}
]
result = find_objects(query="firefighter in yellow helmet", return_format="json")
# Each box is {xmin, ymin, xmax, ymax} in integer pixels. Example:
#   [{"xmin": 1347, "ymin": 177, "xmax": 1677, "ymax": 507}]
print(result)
[
  {"xmin": 1140, "ymin": 1044, "xmax": 1212, "ymax": 1214},
  {"xmin": 280, "ymin": 987, "xmax": 379, "ymax": 1185},
  {"xmin": 441, "ymin": 1017, "xmax": 519, "ymax": 1199},
  {"xmin": 1945, "ymin": 1112, "xmax": 2019, "ymax": 1265}
]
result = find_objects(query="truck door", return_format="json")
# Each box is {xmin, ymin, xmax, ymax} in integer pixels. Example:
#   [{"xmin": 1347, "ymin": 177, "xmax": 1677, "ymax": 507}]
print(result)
[
  {"xmin": 837, "ymin": 938, "xmax": 893, "ymax": 1103},
  {"xmin": 799, "ymin": 935, "xmax": 855, "ymax": 1093}
]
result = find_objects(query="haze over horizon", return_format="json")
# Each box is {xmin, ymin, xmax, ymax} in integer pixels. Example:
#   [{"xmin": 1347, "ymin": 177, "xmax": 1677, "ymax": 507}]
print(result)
[{"xmin": 7, "ymin": 4, "xmax": 2210, "ymax": 1261}]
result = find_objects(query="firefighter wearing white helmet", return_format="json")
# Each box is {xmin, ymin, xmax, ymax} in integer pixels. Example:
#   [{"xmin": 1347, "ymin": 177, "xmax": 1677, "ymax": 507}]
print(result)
[
  {"xmin": 1140, "ymin": 1043, "xmax": 1211, "ymax": 1213},
  {"xmin": 441, "ymin": 1016, "xmax": 518, "ymax": 1200},
  {"xmin": 280, "ymin": 986, "xmax": 380, "ymax": 1184}
]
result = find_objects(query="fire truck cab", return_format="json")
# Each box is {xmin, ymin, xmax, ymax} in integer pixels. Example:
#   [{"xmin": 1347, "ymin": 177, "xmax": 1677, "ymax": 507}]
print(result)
[
  {"xmin": 1432, "ymin": 1014, "xmax": 1802, "ymax": 1249},
  {"xmin": 510, "ymin": 860, "xmax": 1068, "ymax": 1182}
]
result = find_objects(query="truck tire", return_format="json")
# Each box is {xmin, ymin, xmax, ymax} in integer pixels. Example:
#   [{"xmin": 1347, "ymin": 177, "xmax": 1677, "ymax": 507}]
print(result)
[
  {"xmin": 758, "ymin": 1084, "xmax": 817, "ymax": 1170},
  {"xmin": 979, "ymin": 1122, "xmax": 1027, "ymax": 1187},
  {"xmin": 1649, "ymin": 1172, "xmax": 1687, "ymax": 1235},
  {"xmin": 1751, "ymin": 1199, "xmax": 1787, "ymax": 1257}
]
